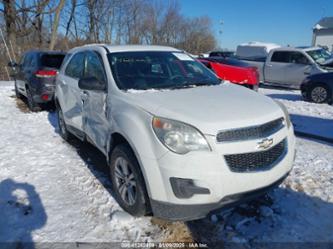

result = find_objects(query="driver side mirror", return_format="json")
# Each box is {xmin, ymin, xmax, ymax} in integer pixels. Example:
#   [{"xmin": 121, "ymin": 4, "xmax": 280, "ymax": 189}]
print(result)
[{"xmin": 78, "ymin": 77, "xmax": 106, "ymax": 91}]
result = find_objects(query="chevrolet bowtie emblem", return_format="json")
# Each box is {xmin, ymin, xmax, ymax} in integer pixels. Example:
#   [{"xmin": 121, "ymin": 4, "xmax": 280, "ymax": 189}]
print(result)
[{"xmin": 257, "ymin": 138, "xmax": 273, "ymax": 150}]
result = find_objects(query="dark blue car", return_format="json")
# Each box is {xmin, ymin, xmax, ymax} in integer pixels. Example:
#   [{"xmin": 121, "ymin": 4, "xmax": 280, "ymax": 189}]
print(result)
[{"xmin": 301, "ymin": 72, "xmax": 333, "ymax": 104}]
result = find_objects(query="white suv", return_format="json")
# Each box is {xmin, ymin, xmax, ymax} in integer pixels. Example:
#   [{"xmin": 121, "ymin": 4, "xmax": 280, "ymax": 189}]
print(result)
[{"xmin": 55, "ymin": 44, "xmax": 296, "ymax": 221}]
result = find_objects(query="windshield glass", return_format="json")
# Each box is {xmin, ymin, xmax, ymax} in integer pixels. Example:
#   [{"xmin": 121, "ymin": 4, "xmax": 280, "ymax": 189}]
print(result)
[
  {"xmin": 107, "ymin": 51, "xmax": 220, "ymax": 90},
  {"xmin": 306, "ymin": 49, "xmax": 332, "ymax": 64}
]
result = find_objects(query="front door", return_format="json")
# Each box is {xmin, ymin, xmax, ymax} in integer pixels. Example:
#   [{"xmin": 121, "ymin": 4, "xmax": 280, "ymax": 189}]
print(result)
[
  {"xmin": 283, "ymin": 52, "xmax": 313, "ymax": 88},
  {"xmin": 81, "ymin": 51, "xmax": 109, "ymax": 153},
  {"xmin": 265, "ymin": 51, "xmax": 290, "ymax": 85},
  {"xmin": 59, "ymin": 52, "xmax": 85, "ymax": 130}
]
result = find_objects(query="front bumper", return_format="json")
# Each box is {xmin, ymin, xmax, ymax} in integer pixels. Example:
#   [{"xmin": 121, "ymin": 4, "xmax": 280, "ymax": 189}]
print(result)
[
  {"xmin": 150, "ymin": 172, "xmax": 289, "ymax": 221},
  {"xmin": 143, "ymin": 125, "xmax": 296, "ymax": 221}
]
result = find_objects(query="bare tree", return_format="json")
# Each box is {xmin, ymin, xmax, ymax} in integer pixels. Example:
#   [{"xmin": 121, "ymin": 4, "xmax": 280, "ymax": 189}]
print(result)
[
  {"xmin": 49, "ymin": 0, "xmax": 65, "ymax": 50},
  {"xmin": 2, "ymin": 0, "xmax": 16, "ymax": 45}
]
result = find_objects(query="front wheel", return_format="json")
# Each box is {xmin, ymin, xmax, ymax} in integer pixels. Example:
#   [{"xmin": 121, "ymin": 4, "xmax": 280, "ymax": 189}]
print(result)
[
  {"xmin": 14, "ymin": 81, "xmax": 21, "ymax": 99},
  {"xmin": 109, "ymin": 144, "xmax": 150, "ymax": 217},
  {"xmin": 309, "ymin": 84, "xmax": 332, "ymax": 104}
]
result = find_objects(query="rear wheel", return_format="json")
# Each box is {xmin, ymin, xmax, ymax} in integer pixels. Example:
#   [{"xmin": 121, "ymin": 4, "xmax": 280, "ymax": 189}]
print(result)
[
  {"xmin": 26, "ymin": 87, "xmax": 41, "ymax": 112},
  {"xmin": 109, "ymin": 144, "xmax": 150, "ymax": 217},
  {"xmin": 308, "ymin": 84, "xmax": 332, "ymax": 104},
  {"xmin": 57, "ymin": 105, "xmax": 72, "ymax": 141}
]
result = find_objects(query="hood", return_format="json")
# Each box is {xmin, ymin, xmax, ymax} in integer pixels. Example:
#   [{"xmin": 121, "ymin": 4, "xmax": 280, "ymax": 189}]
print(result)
[
  {"xmin": 321, "ymin": 58, "xmax": 333, "ymax": 68},
  {"xmin": 124, "ymin": 83, "xmax": 284, "ymax": 135}
]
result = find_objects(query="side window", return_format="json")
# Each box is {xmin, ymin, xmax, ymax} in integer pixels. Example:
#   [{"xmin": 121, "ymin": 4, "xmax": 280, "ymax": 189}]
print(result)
[
  {"xmin": 271, "ymin": 52, "xmax": 290, "ymax": 63},
  {"xmin": 65, "ymin": 52, "xmax": 85, "ymax": 79},
  {"xmin": 85, "ymin": 51, "xmax": 107, "ymax": 83},
  {"xmin": 62, "ymin": 53, "xmax": 72, "ymax": 68},
  {"xmin": 23, "ymin": 54, "xmax": 32, "ymax": 68},
  {"xmin": 30, "ymin": 54, "xmax": 37, "ymax": 68},
  {"xmin": 290, "ymin": 52, "xmax": 309, "ymax": 64}
]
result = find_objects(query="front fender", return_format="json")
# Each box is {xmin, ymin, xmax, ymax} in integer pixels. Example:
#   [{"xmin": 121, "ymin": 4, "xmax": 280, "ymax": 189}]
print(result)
[{"xmin": 107, "ymin": 101, "xmax": 170, "ymax": 200}]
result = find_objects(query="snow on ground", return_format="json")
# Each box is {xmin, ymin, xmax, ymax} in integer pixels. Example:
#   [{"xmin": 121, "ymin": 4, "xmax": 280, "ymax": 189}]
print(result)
[
  {"xmin": 0, "ymin": 82, "xmax": 165, "ymax": 244},
  {"xmin": 187, "ymin": 86, "xmax": 333, "ymax": 247},
  {"xmin": 259, "ymin": 86, "xmax": 333, "ymax": 140},
  {"xmin": 0, "ymin": 81, "xmax": 333, "ymax": 248},
  {"xmin": 188, "ymin": 137, "xmax": 333, "ymax": 247}
]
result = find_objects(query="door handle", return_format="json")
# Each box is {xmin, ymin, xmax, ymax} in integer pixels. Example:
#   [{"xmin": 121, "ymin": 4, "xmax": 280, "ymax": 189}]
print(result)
[
  {"xmin": 304, "ymin": 72, "xmax": 311, "ymax": 75},
  {"xmin": 266, "ymin": 64, "xmax": 273, "ymax": 67}
]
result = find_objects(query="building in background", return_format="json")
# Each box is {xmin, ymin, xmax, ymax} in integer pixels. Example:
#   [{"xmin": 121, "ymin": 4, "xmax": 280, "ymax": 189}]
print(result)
[{"xmin": 312, "ymin": 17, "xmax": 333, "ymax": 52}]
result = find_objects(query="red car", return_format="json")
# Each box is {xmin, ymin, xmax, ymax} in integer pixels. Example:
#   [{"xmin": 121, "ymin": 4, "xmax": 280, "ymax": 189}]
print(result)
[{"xmin": 198, "ymin": 57, "xmax": 259, "ymax": 90}]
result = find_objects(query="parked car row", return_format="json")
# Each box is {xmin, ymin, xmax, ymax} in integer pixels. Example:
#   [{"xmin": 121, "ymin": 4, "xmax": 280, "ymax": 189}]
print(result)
[
  {"xmin": 198, "ymin": 57, "xmax": 259, "ymax": 90},
  {"xmin": 8, "ymin": 44, "xmax": 296, "ymax": 221},
  {"xmin": 197, "ymin": 44, "xmax": 333, "ymax": 104},
  {"xmin": 237, "ymin": 46, "xmax": 333, "ymax": 89},
  {"xmin": 9, "ymin": 50, "xmax": 66, "ymax": 111}
]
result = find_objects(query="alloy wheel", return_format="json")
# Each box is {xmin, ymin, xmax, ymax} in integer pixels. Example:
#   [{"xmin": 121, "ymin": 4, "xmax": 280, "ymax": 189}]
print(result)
[
  {"xmin": 114, "ymin": 157, "xmax": 137, "ymax": 206},
  {"xmin": 311, "ymin": 86, "xmax": 327, "ymax": 103}
]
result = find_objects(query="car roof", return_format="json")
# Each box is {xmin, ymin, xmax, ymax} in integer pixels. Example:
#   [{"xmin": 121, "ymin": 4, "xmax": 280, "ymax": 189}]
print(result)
[
  {"xmin": 69, "ymin": 44, "xmax": 181, "ymax": 53},
  {"xmin": 25, "ymin": 50, "xmax": 66, "ymax": 55},
  {"xmin": 272, "ymin": 46, "xmax": 322, "ymax": 52}
]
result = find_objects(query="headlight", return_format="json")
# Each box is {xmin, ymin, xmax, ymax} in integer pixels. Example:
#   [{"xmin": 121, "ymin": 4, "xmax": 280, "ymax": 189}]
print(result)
[
  {"xmin": 274, "ymin": 100, "xmax": 292, "ymax": 128},
  {"xmin": 152, "ymin": 117, "xmax": 211, "ymax": 154}
]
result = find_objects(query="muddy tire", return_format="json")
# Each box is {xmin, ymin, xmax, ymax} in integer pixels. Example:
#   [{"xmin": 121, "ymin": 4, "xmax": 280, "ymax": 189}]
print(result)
[
  {"xmin": 14, "ymin": 81, "xmax": 22, "ymax": 99},
  {"xmin": 57, "ymin": 105, "xmax": 73, "ymax": 141},
  {"xmin": 26, "ymin": 87, "xmax": 41, "ymax": 112},
  {"xmin": 109, "ymin": 144, "xmax": 150, "ymax": 217}
]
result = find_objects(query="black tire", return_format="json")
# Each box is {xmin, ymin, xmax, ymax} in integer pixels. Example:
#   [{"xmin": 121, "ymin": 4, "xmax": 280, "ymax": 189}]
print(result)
[
  {"xmin": 57, "ymin": 105, "xmax": 72, "ymax": 141},
  {"xmin": 308, "ymin": 84, "xmax": 332, "ymax": 104},
  {"xmin": 109, "ymin": 144, "xmax": 150, "ymax": 217},
  {"xmin": 26, "ymin": 87, "xmax": 41, "ymax": 112},
  {"xmin": 14, "ymin": 81, "xmax": 21, "ymax": 99}
]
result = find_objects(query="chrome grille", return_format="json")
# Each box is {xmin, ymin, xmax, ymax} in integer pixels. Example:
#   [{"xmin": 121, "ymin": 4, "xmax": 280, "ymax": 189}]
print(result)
[
  {"xmin": 217, "ymin": 118, "xmax": 284, "ymax": 142},
  {"xmin": 224, "ymin": 139, "xmax": 287, "ymax": 172}
]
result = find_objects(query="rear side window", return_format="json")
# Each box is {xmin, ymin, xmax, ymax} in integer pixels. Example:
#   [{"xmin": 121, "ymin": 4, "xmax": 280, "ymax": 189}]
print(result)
[
  {"xmin": 23, "ymin": 54, "xmax": 33, "ymax": 67},
  {"xmin": 271, "ymin": 52, "xmax": 291, "ymax": 63},
  {"xmin": 85, "ymin": 51, "xmax": 106, "ymax": 83},
  {"xmin": 41, "ymin": 54, "xmax": 65, "ymax": 69},
  {"xmin": 65, "ymin": 53, "xmax": 85, "ymax": 79}
]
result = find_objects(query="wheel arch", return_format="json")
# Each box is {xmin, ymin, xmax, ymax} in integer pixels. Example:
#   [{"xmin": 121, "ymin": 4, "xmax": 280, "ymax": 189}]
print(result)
[{"xmin": 107, "ymin": 131, "xmax": 153, "ymax": 199}]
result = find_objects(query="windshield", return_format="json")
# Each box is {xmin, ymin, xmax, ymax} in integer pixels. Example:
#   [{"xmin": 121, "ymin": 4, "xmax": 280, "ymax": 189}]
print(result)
[
  {"xmin": 107, "ymin": 51, "xmax": 220, "ymax": 90},
  {"xmin": 306, "ymin": 49, "xmax": 332, "ymax": 64}
]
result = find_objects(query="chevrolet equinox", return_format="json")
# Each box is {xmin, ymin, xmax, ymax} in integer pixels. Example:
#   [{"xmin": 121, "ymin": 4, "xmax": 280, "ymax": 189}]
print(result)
[{"xmin": 55, "ymin": 44, "xmax": 296, "ymax": 221}]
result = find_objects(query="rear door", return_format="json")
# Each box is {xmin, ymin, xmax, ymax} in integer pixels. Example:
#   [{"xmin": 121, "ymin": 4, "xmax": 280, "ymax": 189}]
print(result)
[
  {"xmin": 81, "ymin": 50, "xmax": 109, "ymax": 153},
  {"xmin": 58, "ymin": 52, "xmax": 85, "ymax": 131},
  {"xmin": 264, "ymin": 51, "xmax": 291, "ymax": 84},
  {"xmin": 283, "ymin": 52, "xmax": 313, "ymax": 88},
  {"xmin": 15, "ymin": 54, "xmax": 26, "ymax": 93}
]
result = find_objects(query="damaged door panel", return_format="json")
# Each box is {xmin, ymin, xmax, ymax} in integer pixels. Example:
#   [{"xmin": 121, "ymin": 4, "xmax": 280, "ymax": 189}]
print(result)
[
  {"xmin": 81, "ymin": 51, "xmax": 110, "ymax": 153},
  {"xmin": 61, "ymin": 52, "xmax": 85, "ymax": 130}
]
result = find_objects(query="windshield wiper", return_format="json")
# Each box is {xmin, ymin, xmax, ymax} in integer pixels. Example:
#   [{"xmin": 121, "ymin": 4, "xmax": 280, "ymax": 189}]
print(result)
[{"xmin": 167, "ymin": 82, "xmax": 211, "ymax": 90}]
